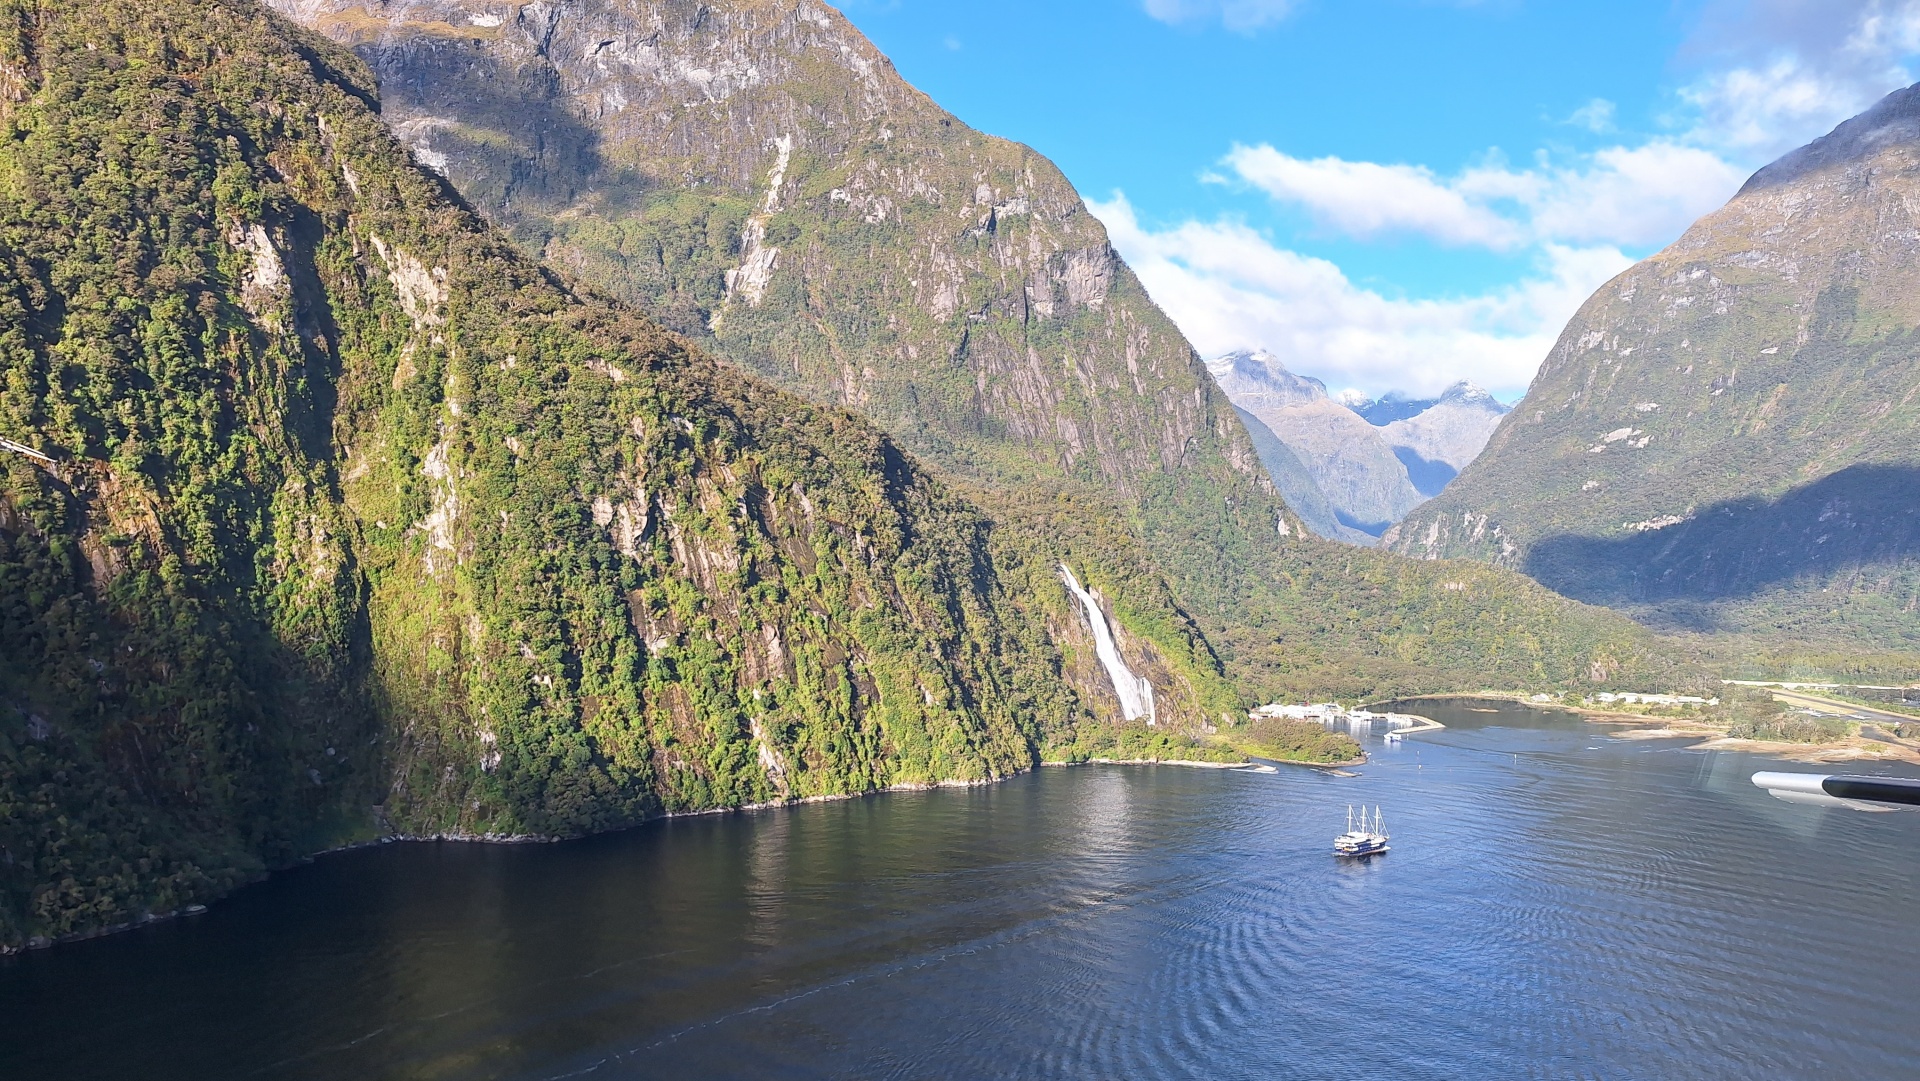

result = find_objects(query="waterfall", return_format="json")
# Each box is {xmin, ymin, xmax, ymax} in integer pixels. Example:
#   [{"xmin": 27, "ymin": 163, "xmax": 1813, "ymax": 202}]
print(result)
[{"xmin": 1059, "ymin": 564, "xmax": 1156, "ymax": 724}]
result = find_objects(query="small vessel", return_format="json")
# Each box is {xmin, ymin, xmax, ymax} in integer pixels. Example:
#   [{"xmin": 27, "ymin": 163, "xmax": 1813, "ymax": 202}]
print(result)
[{"xmin": 1334, "ymin": 805, "xmax": 1389, "ymax": 857}]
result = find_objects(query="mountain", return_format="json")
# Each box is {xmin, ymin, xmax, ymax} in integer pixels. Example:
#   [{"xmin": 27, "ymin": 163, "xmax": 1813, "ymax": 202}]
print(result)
[
  {"xmin": 268, "ymin": 0, "xmax": 1699, "ymax": 704},
  {"xmin": 1377, "ymin": 382, "xmax": 1509, "ymax": 497},
  {"xmin": 268, "ymin": 0, "xmax": 1263, "ymax": 508},
  {"xmin": 1349, "ymin": 391, "xmax": 1439, "ymax": 426},
  {"xmin": 268, "ymin": 0, "xmax": 1307, "ymax": 682},
  {"xmin": 1207, "ymin": 350, "xmax": 1422, "ymax": 538},
  {"xmin": 1232, "ymin": 406, "xmax": 1371, "ymax": 545},
  {"xmin": 0, "ymin": 0, "xmax": 1705, "ymax": 948},
  {"xmin": 1389, "ymin": 85, "xmax": 1920, "ymax": 647},
  {"xmin": 0, "ymin": 0, "xmax": 1244, "ymax": 948}
]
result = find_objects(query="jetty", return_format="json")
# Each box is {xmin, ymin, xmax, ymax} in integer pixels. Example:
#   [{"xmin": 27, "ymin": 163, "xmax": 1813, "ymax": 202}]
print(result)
[{"xmin": 1249, "ymin": 701, "xmax": 1445, "ymax": 740}]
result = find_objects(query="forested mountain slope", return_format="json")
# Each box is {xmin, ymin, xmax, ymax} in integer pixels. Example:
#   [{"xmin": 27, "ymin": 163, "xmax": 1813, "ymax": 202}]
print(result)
[
  {"xmin": 0, "ymin": 0, "xmax": 1247, "ymax": 948},
  {"xmin": 269, "ymin": 0, "xmax": 1699, "ymax": 697},
  {"xmin": 1390, "ymin": 86, "xmax": 1920, "ymax": 646},
  {"xmin": 271, "ymin": 0, "xmax": 1264, "ymax": 510},
  {"xmin": 269, "ymin": 0, "xmax": 1322, "ymax": 683}
]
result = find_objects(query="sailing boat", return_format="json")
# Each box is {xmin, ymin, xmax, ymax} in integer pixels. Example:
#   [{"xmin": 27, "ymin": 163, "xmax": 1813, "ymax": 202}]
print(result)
[{"xmin": 1333, "ymin": 805, "xmax": 1389, "ymax": 857}]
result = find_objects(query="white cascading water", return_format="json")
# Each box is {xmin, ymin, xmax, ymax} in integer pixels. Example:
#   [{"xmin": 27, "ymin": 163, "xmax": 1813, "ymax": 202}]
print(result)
[{"xmin": 1059, "ymin": 564, "xmax": 1155, "ymax": 724}]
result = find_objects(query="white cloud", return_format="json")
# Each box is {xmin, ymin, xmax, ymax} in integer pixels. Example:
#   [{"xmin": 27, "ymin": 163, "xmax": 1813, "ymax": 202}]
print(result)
[
  {"xmin": 1224, "ymin": 146, "xmax": 1525, "ymax": 247},
  {"xmin": 1680, "ymin": 56, "xmax": 1896, "ymax": 156},
  {"xmin": 1567, "ymin": 98, "xmax": 1617, "ymax": 133},
  {"xmin": 1224, "ymin": 142, "xmax": 1747, "ymax": 252},
  {"xmin": 1143, "ymin": 0, "xmax": 1296, "ymax": 33},
  {"xmin": 1515, "ymin": 143, "xmax": 1750, "ymax": 247},
  {"xmin": 1090, "ymin": 193, "xmax": 1633, "ymax": 399},
  {"xmin": 1678, "ymin": 0, "xmax": 1920, "ymax": 158}
]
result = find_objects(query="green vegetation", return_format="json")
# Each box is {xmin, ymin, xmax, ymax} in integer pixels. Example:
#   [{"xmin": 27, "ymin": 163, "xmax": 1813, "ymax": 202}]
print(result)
[
  {"xmin": 1728, "ymin": 715, "xmax": 1851, "ymax": 744},
  {"xmin": 1697, "ymin": 685, "xmax": 1823, "ymax": 741},
  {"xmin": 1041, "ymin": 723, "xmax": 1244, "ymax": 765},
  {"xmin": 1392, "ymin": 105, "xmax": 1920, "ymax": 649},
  {"xmin": 0, "ymin": 0, "xmax": 1178, "ymax": 947},
  {"xmin": 1832, "ymin": 694, "xmax": 1920, "ymax": 720},
  {"xmin": 285, "ymin": 0, "xmax": 1707, "ymax": 706},
  {"xmin": 1228, "ymin": 718, "xmax": 1363, "ymax": 765}
]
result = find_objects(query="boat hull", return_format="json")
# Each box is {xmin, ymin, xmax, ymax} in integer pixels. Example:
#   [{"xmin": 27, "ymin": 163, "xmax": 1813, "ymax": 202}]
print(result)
[{"xmin": 1333, "ymin": 845, "xmax": 1389, "ymax": 858}]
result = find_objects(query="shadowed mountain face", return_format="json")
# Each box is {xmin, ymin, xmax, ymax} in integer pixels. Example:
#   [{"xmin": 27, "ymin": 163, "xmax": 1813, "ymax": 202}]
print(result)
[
  {"xmin": 1525, "ymin": 464, "xmax": 1920, "ymax": 639},
  {"xmin": 1391, "ymin": 84, "xmax": 1920, "ymax": 647},
  {"xmin": 1231, "ymin": 407, "xmax": 1370, "ymax": 545},
  {"xmin": 1207, "ymin": 350, "xmax": 1421, "ymax": 539},
  {"xmin": 1377, "ymin": 384, "xmax": 1509, "ymax": 498}
]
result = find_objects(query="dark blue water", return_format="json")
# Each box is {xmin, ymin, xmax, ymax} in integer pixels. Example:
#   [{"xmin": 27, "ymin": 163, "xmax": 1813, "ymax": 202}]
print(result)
[{"xmin": 5, "ymin": 698, "xmax": 1919, "ymax": 1080}]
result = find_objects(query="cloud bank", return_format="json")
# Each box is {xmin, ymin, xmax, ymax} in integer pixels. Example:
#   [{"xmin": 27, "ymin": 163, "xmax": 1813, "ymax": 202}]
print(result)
[
  {"xmin": 1091, "ymin": 193, "xmax": 1633, "ymax": 399},
  {"xmin": 1222, "ymin": 142, "xmax": 1746, "ymax": 251}
]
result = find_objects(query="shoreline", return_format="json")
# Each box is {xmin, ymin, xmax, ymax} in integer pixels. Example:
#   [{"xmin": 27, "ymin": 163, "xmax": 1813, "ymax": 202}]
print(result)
[
  {"xmin": 1247, "ymin": 752, "xmax": 1369, "ymax": 771},
  {"xmin": 1593, "ymin": 719, "xmax": 1920, "ymax": 765},
  {"xmin": 1384, "ymin": 690, "xmax": 1920, "ymax": 765},
  {"xmin": 1040, "ymin": 757, "xmax": 1251, "ymax": 769},
  {"xmin": 2, "ymin": 755, "xmax": 1268, "ymax": 956}
]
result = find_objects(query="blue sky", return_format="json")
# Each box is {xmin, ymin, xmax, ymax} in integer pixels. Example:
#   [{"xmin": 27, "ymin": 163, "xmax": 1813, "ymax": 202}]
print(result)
[{"xmin": 835, "ymin": 0, "xmax": 1920, "ymax": 399}]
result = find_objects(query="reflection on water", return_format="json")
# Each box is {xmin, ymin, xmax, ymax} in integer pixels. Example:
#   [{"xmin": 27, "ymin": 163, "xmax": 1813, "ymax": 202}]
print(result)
[{"xmin": 5, "ymin": 698, "xmax": 1919, "ymax": 1080}]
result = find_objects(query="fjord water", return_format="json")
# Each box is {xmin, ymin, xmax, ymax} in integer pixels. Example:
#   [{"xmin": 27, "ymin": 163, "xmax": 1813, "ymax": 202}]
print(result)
[{"xmin": 6, "ymin": 700, "xmax": 1918, "ymax": 1080}]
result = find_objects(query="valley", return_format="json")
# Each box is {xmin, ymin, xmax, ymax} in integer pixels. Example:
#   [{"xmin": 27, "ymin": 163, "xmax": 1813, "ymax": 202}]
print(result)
[{"xmin": 1, "ymin": 12, "xmax": 1917, "ymax": 1078}]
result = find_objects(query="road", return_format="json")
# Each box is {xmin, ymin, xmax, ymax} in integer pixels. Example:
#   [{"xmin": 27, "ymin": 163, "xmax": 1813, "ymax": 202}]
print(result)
[{"xmin": 1770, "ymin": 688, "xmax": 1919, "ymax": 726}]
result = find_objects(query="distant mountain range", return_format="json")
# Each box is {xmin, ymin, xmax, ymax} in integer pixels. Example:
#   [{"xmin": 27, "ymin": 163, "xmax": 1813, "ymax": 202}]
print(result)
[
  {"xmin": 1207, "ymin": 350, "xmax": 1509, "ymax": 541},
  {"xmin": 1390, "ymin": 83, "xmax": 1920, "ymax": 649}
]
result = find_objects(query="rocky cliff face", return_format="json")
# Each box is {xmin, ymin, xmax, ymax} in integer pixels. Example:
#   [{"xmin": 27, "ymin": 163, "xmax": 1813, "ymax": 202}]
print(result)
[
  {"xmin": 1389, "ymin": 85, "xmax": 1920, "ymax": 644},
  {"xmin": 267, "ymin": 0, "xmax": 1262, "ymax": 507}
]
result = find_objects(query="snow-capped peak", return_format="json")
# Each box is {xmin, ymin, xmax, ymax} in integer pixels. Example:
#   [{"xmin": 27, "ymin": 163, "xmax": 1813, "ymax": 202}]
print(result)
[
  {"xmin": 1206, "ymin": 349, "xmax": 1327, "ymax": 406},
  {"xmin": 1440, "ymin": 380, "xmax": 1499, "ymax": 406}
]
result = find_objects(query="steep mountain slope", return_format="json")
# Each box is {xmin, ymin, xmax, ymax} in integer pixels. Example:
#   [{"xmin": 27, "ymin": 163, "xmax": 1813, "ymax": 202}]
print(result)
[
  {"xmin": 271, "ymin": 0, "xmax": 1342, "ymax": 708},
  {"xmin": 0, "ymin": 0, "xmax": 1246, "ymax": 948},
  {"xmin": 1208, "ymin": 350, "xmax": 1422, "ymax": 537},
  {"xmin": 1389, "ymin": 85, "xmax": 1920, "ymax": 644},
  {"xmin": 1378, "ymin": 382, "xmax": 1509, "ymax": 496},
  {"xmin": 1232, "ymin": 407, "xmax": 1367, "ymax": 545},
  {"xmin": 268, "ymin": 0, "xmax": 1704, "ymax": 700},
  {"xmin": 269, "ymin": 0, "xmax": 1264, "ymax": 506}
]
